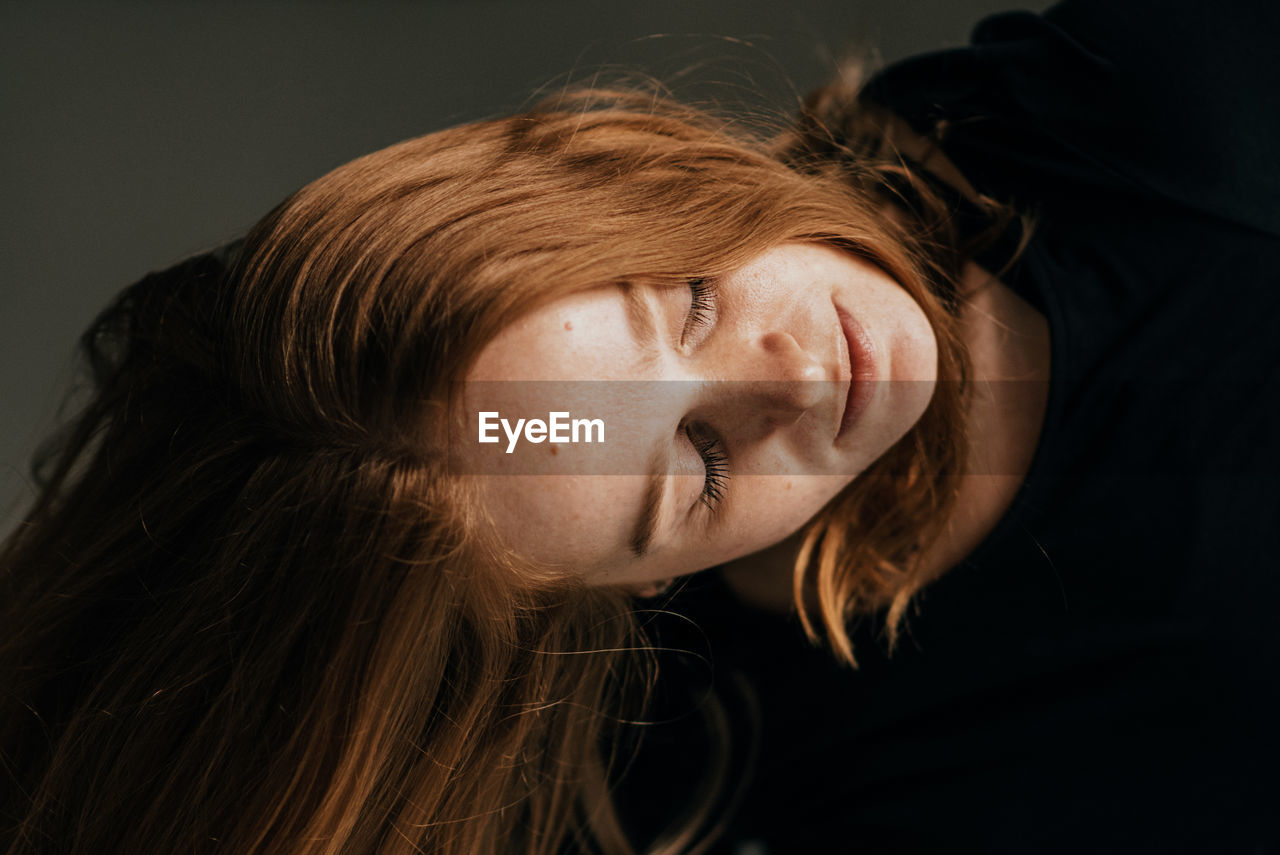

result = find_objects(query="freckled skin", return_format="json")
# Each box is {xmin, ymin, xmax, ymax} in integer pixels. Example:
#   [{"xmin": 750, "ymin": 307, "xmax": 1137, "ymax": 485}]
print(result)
[{"xmin": 462, "ymin": 243, "xmax": 939, "ymax": 590}]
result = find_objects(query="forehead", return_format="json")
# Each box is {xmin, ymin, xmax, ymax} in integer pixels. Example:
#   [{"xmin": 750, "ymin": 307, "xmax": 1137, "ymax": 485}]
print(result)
[
  {"xmin": 469, "ymin": 282, "xmax": 644, "ymax": 382},
  {"xmin": 456, "ymin": 283, "xmax": 670, "ymax": 575},
  {"xmin": 476, "ymin": 472, "xmax": 647, "ymax": 575}
]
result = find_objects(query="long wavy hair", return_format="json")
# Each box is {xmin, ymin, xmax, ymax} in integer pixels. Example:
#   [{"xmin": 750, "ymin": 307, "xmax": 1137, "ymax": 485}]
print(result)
[{"xmin": 0, "ymin": 74, "xmax": 1027, "ymax": 853}]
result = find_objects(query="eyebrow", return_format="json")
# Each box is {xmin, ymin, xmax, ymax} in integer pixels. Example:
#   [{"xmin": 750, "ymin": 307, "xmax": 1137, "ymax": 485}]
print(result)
[
  {"xmin": 619, "ymin": 282, "xmax": 670, "ymax": 558},
  {"xmin": 629, "ymin": 443, "xmax": 671, "ymax": 558},
  {"xmin": 619, "ymin": 281, "xmax": 662, "ymax": 374}
]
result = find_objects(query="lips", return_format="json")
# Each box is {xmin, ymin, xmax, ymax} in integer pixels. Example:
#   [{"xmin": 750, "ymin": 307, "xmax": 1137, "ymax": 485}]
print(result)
[{"xmin": 835, "ymin": 306, "xmax": 877, "ymax": 440}]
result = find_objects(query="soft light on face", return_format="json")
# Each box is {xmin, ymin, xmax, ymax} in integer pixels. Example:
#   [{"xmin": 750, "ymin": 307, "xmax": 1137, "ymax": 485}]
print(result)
[{"xmin": 458, "ymin": 242, "xmax": 938, "ymax": 593}]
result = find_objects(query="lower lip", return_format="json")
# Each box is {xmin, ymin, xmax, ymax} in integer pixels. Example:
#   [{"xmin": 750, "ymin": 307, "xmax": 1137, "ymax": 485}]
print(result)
[{"xmin": 835, "ymin": 307, "xmax": 877, "ymax": 439}]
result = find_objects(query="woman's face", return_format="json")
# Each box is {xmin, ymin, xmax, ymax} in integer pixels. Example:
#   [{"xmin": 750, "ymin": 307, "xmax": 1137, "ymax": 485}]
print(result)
[{"xmin": 459, "ymin": 242, "xmax": 937, "ymax": 592}]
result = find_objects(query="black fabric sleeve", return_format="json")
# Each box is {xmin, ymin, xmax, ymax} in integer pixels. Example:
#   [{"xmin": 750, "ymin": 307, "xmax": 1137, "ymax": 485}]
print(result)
[
  {"xmin": 866, "ymin": 0, "xmax": 1280, "ymax": 236},
  {"xmin": 1034, "ymin": 0, "xmax": 1280, "ymax": 233}
]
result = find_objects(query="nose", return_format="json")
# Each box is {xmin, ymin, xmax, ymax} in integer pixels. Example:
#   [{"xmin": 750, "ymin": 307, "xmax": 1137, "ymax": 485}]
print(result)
[{"xmin": 721, "ymin": 330, "xmax": 827, "ymax": 429}]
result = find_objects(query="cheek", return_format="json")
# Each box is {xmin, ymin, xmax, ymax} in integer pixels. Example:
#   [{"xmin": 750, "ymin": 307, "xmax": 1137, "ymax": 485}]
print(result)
[{"xmin": 723, "ymin": 474, "xmax": 853, "ymax": 558}]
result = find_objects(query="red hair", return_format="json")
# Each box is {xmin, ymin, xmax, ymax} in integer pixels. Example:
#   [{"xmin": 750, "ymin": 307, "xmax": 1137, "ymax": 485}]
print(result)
[{"xmin": 1, "ymin": 79, "xmax": 1028, "ymax": 853}]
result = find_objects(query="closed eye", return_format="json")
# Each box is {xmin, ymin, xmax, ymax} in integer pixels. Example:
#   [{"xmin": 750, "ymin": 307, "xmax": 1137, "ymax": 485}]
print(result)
[
  {"xmin": 681, "ymin": 278, "xmax": 718, "ymax": 347},
  {"xmin": 685, "ymin": 421, "xmax": 728, "ymax": 513}
]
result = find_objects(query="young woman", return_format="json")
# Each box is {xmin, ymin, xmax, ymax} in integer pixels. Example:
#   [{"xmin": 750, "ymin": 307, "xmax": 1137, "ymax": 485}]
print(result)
[{"xmin": 2, "ymin": 1, "xmax": 1275, "ymax": 854}]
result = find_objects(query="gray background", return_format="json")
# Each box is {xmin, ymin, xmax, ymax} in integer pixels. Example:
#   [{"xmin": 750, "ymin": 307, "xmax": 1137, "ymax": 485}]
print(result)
[{"xmin": 0, "ymin": 0, "xmax": 1052, "ymax": 535}]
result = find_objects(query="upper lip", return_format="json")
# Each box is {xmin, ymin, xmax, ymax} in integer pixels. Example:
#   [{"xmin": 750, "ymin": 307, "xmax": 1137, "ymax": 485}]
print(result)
[
  {"xmin": 834, "ymin": 305, "xmax": 854, "ymax": 439},
  {"xmin": 832, "ymin": 303, "xmax": 875, "ymax": 441}
]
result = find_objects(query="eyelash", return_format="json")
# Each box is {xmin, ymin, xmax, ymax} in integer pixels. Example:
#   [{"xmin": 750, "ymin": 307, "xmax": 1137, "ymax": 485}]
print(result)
[
  {"xmin": 686, "ymin": 422, "xmax": 728, "ymax": 513},
  {"xmin": 681, "ymin": 278, "xmax": 718, "ymax": 344},
  {"xmin": 680, "ymin": 278, "xmax": 727, "ymax": 512}
]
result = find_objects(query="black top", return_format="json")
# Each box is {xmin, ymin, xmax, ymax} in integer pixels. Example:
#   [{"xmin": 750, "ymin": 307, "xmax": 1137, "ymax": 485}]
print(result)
[{"xmin": 616, "ymin": 1, "xmax": 1280, "ymax": 852}]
